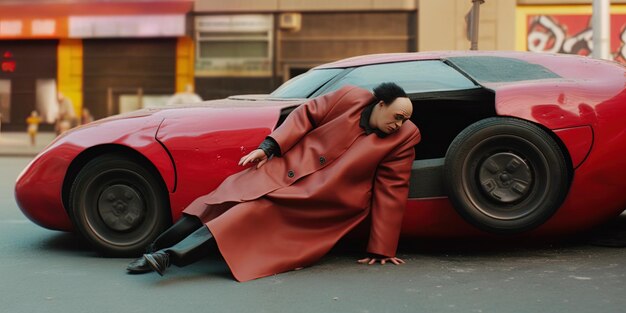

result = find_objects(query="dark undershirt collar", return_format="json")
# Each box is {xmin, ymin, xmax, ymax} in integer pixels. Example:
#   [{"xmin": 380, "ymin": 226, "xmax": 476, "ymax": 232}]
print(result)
[{"xmin": 359, "ymin": 101, "xmax": 388, "ymax": 138}]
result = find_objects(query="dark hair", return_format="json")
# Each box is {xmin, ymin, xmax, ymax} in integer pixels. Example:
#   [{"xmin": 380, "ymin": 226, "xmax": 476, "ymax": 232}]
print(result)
[{"xmin": 373, "ymin": 82, "xmax": 407, "ymax": 105}]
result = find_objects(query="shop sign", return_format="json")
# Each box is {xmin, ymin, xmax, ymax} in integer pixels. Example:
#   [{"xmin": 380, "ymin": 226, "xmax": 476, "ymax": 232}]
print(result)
[
  {"xmin": 1, "ymin": 51, "xmax": 15, "ymax": 73},
  {"xmin": 69, "ymin": 15, "xmax": 185, "ymax": 38},
  {"xmin": 196, "ymin": 14, "xmax": 272, "ymax": 31},
  {"xmin": 0, "ymin": 18, "xmax": 66, "ymax": 38},
  {"xmin": 0, "ymin": 20, "xmax": 22, "ymax": 36}
]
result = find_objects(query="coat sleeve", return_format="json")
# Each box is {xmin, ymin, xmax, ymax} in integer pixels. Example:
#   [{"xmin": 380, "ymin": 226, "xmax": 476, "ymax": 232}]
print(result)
[
  {"xmin": 367, "ymin": 125, "xmax": 421, "ymax": 257},
  {"xmin": 269, "ymin": 86, "xmax": 356, "ymax": 154}
]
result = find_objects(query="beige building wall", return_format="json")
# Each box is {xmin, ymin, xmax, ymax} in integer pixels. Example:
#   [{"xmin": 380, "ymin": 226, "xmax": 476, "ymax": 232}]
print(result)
[
  {"xmin": 194, "ymin": 0, "xmax": 416, "ymax": 12},
  {"xmin": 519, "ymin": 0, "xmax": 626, "ymax": 4},
  {"xmin": 418, "ymin": 0, "xmax": 516, "ymax": 52}
]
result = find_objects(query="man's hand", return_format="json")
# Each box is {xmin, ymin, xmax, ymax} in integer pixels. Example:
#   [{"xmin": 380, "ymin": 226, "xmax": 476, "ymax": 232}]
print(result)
[
  {"xmin": 357, "ymin": 257, "xmax": 405, "ymax": 265},
  {"xmin": 238, "ymin": 149, "xmax": 269, "ymax": 169}
]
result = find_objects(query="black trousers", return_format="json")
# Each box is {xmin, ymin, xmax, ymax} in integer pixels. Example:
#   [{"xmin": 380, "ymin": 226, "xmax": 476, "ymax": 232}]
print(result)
[{"xmin": 152, "ymin": 214, "xmax": 217, "ymax": 267}]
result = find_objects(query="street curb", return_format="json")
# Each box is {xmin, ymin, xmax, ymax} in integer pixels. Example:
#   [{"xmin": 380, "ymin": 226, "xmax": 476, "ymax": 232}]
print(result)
[
  {"xmin": 0, "ymin": 132, "xmax": 55, "ymax": 158},
  {"xmin": 0, "ymin": 153, "xmax": 40, "ymax": 157}
]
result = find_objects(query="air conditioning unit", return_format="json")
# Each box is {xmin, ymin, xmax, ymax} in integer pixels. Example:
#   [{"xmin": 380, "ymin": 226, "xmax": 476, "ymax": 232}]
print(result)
[{"xmin": 279, "ymin": 13, "xmax": 301, "ymax": 31}]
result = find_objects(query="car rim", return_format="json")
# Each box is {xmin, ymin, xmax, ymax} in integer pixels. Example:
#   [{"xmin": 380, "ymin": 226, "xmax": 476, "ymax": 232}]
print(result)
[
  {"xmin": 83, "ymin": 169, "xmax": 156, "ymax": 246},
  {"xmin": 478, "ymin": 152, "xmax": 532, "ymax": 203},
  {"xmin": 97, "ymin": 184, "xmax": 146, "ymax": 232},
  {"xmin": 462, "ymin": 135, "xmax": 548, "ymax": 221}
]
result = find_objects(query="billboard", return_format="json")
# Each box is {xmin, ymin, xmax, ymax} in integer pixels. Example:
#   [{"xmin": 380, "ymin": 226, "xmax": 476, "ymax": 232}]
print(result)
[{"xmin": 517, "ymin": 5, "xmax": 626, "ymax": 63}]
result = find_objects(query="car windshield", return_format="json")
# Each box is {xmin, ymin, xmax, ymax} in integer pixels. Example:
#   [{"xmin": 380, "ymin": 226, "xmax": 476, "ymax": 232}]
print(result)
[
  {"xmin": 320, "ymin": 60, "xmax": 477, "ymax": 95},
  {"xmin": 271, "ymin": 68, "xmax": 344, "ymax": 98}
]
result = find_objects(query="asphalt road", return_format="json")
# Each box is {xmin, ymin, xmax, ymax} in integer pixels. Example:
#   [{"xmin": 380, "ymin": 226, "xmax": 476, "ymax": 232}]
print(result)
[{"xmin": 2, "ymin": 156, "xmax": 626, "ymax": 313}]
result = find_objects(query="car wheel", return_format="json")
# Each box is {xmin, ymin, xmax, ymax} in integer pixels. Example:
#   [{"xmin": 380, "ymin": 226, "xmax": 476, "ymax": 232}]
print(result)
[
  {"xmin": 69, "ymin": 154, "xmax": 170, "ymax": 257},
  {"xmin": 444, "ymin": 117, "xmax": 569, "ymax": 234}
]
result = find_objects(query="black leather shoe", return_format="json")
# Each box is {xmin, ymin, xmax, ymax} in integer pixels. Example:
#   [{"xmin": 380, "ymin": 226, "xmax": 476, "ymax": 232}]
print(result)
[
  {"xmin": 126, "ymin": 243, "xmax": 157, "ymax": 274},
  {"xmin": 126, "ymin": 257, "xmax": 153, "ymax": 274},
  {"xmin": 143, "ymin": 251, "xmax": 170, "ymax": 276}
]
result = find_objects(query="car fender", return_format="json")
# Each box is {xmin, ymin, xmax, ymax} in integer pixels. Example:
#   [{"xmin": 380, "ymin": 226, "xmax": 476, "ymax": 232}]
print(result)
[
  {"xmin": 15, "ymin": 115, "xmax": 174, "ymax": 231},
  {"xmin": 486, "ymin": 79, "xmax": 626, "ymax": 234}
]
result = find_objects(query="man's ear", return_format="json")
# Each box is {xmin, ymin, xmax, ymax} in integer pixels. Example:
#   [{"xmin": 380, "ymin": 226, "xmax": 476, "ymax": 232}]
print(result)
[{"xmin": 378, "ymin": 100, "xmax": 385, "ymax": 107}]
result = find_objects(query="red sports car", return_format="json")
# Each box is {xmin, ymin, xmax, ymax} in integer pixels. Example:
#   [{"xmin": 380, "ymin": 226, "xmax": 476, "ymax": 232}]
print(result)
[{"xmin": 15, "ymin": 51, "xmax": 626, "ymax": 256}]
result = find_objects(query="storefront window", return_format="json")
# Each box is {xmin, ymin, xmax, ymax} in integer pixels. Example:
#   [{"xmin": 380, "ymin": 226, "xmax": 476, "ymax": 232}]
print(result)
[
  {"xmin": 199, "ymin": 40, "xmax": 268, "ymax": 58},
  {"xmin": 195, "ymin": 15, "xmax": 273, "ymax": 77}
]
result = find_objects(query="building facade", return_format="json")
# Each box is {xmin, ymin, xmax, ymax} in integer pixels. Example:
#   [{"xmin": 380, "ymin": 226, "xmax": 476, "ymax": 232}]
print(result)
[
  {"xmin": 2, "ymin": 0, "xmax": 623, "ymax": 130},
  {"xmin": 191, "ymin": 0, "xmax": 418, "ymax": 100},
  {"xmin": 193, "ymin": 0, "xmax": 626, "ymax": 100}
]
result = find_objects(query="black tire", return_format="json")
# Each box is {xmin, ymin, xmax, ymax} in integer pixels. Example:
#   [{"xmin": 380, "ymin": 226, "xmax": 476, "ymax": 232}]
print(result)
[
  {"xmin": 444, "ymin": 117, "xmax": 570, "ymax": 234},
  {"xmin": 69, "ymin": 154, "xmax": 170, "ymax": 257}
]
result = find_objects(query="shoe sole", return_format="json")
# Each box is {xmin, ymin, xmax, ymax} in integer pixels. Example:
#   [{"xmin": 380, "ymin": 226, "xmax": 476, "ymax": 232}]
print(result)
[
  {"xmin": 143, "ymin": 254, "xmax": 165, "ymax": 276},
  {"xmin": 126, "ymin": 267, "xmax": 153, "ymax": 274}
]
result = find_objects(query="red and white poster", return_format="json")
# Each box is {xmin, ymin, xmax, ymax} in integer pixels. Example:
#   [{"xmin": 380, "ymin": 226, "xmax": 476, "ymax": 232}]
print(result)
[{"xmin": 520, "ymin": 5, "xmax": 626, "ymax": 63}]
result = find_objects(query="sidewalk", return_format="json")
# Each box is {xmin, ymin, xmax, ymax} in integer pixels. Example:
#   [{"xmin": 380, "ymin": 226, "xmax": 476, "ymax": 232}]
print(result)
[{"xmin": 0, "ymin": 132, "xmax": 58, "ymax": 157}]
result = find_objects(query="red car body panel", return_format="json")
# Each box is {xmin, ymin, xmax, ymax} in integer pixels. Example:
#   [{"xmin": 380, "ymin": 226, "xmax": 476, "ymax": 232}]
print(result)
[
  {"xmin": 154, "ymin": 101, "xmax": 301, "ymax": 220},
  {"xmin": 14, "ymin": 51, "xmax": 626, "ymax": 240}
]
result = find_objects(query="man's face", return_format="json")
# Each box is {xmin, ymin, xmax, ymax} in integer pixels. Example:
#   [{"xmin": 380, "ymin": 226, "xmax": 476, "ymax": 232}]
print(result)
[{"xmin": 374, "ymin": 97, "xmax": 413, "ymax": 134}]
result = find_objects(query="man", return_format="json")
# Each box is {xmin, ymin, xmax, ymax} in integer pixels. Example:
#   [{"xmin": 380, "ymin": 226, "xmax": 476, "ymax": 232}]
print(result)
[{"xmin": 127, "ymin": 82, "xmax": 421, "ymax": 282}]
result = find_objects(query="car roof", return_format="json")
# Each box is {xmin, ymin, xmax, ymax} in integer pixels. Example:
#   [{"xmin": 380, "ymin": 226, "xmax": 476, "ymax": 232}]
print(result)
[
  {"xmin": 314, "ymin": 50, "xmax": 623, "ymax": 87},
  {"xmin": 314, "ymin": 50, "xmax": 592, "ymax": 69}
]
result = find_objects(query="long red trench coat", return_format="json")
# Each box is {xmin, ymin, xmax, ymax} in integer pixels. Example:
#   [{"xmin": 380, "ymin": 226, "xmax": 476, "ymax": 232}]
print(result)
[{"xmin": 183, "ymin": 85, "xmax": 421, "ymax": 281}]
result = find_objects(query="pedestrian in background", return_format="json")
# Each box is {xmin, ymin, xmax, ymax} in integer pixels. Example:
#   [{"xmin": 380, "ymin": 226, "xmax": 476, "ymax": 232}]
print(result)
[
  {"xmin": 26, "ymin": 110, "xmax": 41, "ymax": 146},
  {"xmin": 81, "ymin": 108, "xmax": 94, "ymax": 125},
  {"xmin": 55, "ymin": 92, "xmax": 75, "ymax": 135},
  {"xmin": 166, "ymin": 84, "xmax": 202, "ymax": 106}
]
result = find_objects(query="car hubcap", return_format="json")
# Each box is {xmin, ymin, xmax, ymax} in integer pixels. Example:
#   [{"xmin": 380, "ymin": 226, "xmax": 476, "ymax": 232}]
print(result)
[
  {"xmin": 478, "ymin": 152, "xmax": 532, "ymax": 203},
  {"xmin": 98, "ymin": 184, "xmax": 145, "ymax": 231}
]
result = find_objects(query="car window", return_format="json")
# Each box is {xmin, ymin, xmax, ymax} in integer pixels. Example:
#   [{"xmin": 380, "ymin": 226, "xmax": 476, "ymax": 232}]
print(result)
[
  {"xmin": 271, "ymin": 68, "xmax": 344, "ymax": 98},
  {"xmin": 446, "ymin": 56, "xmax": 561, "ymax": 82},
  {"xmin": 320, "ymin": 60, "xmax": 477, "ymax": 95}
]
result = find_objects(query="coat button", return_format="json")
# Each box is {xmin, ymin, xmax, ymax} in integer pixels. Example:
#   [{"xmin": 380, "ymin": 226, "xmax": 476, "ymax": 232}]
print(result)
[
  {"xmin": 287, "ymin": 170, "xmax": 295, "ymax": 178},
  {"xmin": 319, "ymin": 156, "xmax": 326, "ymax": 165}
]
